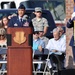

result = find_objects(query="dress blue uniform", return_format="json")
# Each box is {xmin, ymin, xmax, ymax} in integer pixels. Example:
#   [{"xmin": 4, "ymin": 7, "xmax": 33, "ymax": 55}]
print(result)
[
  {"xmin": 67, "ymin": 18, "xmax": 75, "ymax": 61},
  {"xmin": 8, "ymin": 4, "xmax": 30, "ymax": 27},
  {"xmin": 8, "ymin": 16, "xmax": 29, "ymax": 27}
]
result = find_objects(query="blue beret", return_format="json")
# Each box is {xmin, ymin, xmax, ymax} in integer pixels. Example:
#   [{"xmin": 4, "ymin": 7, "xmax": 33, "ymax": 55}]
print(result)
[{"xmin": 18, "ymin": 4, "xmax": 25, "ymax": 10}]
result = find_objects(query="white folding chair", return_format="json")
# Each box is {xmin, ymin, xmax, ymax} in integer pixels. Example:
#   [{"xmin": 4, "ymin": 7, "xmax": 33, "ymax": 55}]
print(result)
[{"xmin": 33, "ymin": 49, "xmax": 51, "ymax": 75}]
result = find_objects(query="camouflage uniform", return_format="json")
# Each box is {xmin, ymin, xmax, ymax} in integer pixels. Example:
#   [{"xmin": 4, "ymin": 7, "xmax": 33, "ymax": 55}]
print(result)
[{"xmin": 32, "ymin": 17, "xmax": 49, "ymax": 31}]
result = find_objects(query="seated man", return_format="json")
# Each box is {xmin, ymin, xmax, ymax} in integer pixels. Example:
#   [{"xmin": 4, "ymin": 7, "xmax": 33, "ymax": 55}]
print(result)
[
  {"xmin": 33, "ymin": 31, "xmax": 45, "ymax": 53},
  {"xmin": 46, "ymin": 28, "xmax": 66, "ymax": 71},
  {"xmin": 39, "ymin": 31, "xmax": 49, "ymax": 47},
  {"xmin": 33, "ymin": 31, "xmax": 45, "ymax": 72}
]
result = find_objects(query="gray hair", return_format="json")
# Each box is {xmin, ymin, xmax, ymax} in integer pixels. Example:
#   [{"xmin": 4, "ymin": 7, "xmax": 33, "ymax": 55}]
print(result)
[
  {"xmin": 53, "ymin": 28, "xmax": 59, "ymax": 33},
  {"xmin": 57, "ymin": 26, "xmax": 64, "ymax": 32}
]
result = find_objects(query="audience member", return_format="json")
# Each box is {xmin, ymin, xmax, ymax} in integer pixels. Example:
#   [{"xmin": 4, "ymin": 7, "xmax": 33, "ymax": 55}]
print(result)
[
  {"xmin": 2, "ymin": 16, "xmax": 9, "ymax": 29},
  {"xmin": 32, "ymin": 7, "xmax": 49, "ymax": 35},
  {"xmin": 0, "ymin": 28, "xmax": 7, "ymax": 71},
  {"xmin": 46, "ymin": 28, "xmax": 66, "ymax": 72},
  {"xmin": 39, "ymin": 31, "xmax": 49, "ymax": 47},
  {"xmin": 33, "ymin": 31, "xmax": 45, "ymax": 52},
  {"xmin": 0, "ymin": 28, "xmax": 7, "ymax": 46},
  {"xmin": 33, "ymin": 31, "xmax": 45, "ymax": 74}
]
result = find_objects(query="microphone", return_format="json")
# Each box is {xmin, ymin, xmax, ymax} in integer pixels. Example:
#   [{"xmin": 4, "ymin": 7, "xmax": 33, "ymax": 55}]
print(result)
[
  {"xmin": 23, "ymin": 15, "xmax": 29, "ymax": 26},
  {"xmin": 23, "ymin": 15, "xmax": 28, "ymax": 21}
]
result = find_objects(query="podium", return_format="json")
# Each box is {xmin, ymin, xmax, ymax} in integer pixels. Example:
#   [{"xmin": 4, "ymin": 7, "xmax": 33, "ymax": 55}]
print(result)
[{"xmin": 7, "ymin": 27, "xmax": 33, "ymax": 75}]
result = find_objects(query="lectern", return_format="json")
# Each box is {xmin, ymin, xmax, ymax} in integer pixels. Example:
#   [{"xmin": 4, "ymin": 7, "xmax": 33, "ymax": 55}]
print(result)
[{"xmin": 7, "ymin": 27, "xmax": 32, "ymax": 75}]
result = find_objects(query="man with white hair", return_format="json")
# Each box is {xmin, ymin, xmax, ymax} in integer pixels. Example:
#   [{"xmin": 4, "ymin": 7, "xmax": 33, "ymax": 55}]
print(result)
[
  {"xmin": 46, "ymin": 28, "xmax": 66, "ymax": 72},
  {"xmin": 57, "ymin": 26, "xmax": 66, "ymax": 40}
]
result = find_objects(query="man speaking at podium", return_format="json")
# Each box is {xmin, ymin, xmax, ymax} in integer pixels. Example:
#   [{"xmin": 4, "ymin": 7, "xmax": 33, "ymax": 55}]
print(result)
[{"xmin": 8, "ymin": 4, "xmax": 30, "ymax": 27}]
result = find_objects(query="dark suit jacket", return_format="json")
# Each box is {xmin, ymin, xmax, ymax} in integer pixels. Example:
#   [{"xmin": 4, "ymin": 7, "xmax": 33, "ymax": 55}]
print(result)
[
  {"xmin": 8, "ymin": 16, "xmax": 33, "ymax": 27},
  {"xmin": 67, "ymin": 19, "xmax": 74, "ymax": 46}
]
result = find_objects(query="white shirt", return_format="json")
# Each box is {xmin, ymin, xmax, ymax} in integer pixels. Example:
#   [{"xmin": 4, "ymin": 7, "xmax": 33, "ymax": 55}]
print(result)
[
  {"xmin": 18, "ymin": 16, "xmax": 23, "ymax": 22},
  {"xmin": 46, "ymin": 37, "xmax": 66, "ymax": 53},
  {"xmin": 61, "ymin": 34, "xmax": 66, "ymax": 40}
]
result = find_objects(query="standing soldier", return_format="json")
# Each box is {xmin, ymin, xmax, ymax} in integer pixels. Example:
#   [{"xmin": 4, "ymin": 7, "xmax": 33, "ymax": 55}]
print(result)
[{"xmin": 32, "ymin": 7, "xmax": 49, "ymax": 35}]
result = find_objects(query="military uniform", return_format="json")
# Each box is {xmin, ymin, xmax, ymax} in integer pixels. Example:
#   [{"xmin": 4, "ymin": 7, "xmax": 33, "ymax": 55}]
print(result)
[
  {"xmin": 32, "ymin": 7, "xmax": 49, "ymax": 32},
  {"xmin": 8, "ymin": 4, "xmax": 29, "ymax": 27},
  {"xmin": 8, "ymin": 16, "xmax": 29, "ymax": 27},
  {"xmin": 32, "ymin": 17, "xmax": 49, "ymax": 31}
]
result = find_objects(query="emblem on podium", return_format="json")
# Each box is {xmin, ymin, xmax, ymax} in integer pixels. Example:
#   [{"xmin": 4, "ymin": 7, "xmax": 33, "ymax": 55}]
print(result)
[{"xmin": 13, "ymin": 31, "xmax": 26, "ymax": 44}]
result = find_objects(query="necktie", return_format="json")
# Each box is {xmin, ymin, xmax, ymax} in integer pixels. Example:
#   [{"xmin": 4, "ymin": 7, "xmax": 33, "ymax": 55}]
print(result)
[
  {"xmin": 20, "ymin": 18, "xmax": 23, "ymax": 26},
  {"xmin": 20, "ymin": 18, "xmax": 22, "ymax": 22}
]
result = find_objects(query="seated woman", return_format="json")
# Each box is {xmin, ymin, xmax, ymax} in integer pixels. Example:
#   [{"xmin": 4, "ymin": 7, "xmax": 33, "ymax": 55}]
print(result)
[
  {"xmin": 0, "ymin": 28, "xmax": 7, "ymax": 71},
  {"xmin": 2, "ymin": 16, "xmax": 9, "ymax": 29},
  {"xmin": 0, "ymin": 28, "xmax": 7, "ymax": 47}
]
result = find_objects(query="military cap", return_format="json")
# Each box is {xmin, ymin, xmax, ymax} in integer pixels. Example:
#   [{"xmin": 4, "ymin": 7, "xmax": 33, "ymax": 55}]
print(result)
[
  {"xmin": 35, "ymin": 7, "xmax": 42, "ymax": 12},
  {"xmin": 18, "ymin": 4, "xmax": 25, "ymax": 10}
]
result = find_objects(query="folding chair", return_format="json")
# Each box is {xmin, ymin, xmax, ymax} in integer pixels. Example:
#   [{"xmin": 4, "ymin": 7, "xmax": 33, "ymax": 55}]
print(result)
[{"xmin": 33, "ymin": 49, "xmax": 51, "ymax": 75}]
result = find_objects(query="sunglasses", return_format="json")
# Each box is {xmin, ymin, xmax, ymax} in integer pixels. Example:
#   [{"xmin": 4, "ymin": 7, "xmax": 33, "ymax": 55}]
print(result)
[
  {"xmin": 36, "ymin": 11, "xmax": 42, "ymax": 13},
  {"xmin": 0, "ymin": 45, "xmax": 6, "ymax": 48},
  {"xmin": 33, "ymin": 33, "xmax": 39, "ymax": 35},
  {"xmin": 0, "ymin": 35, "xmax": 4, "ymax": 37}
]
